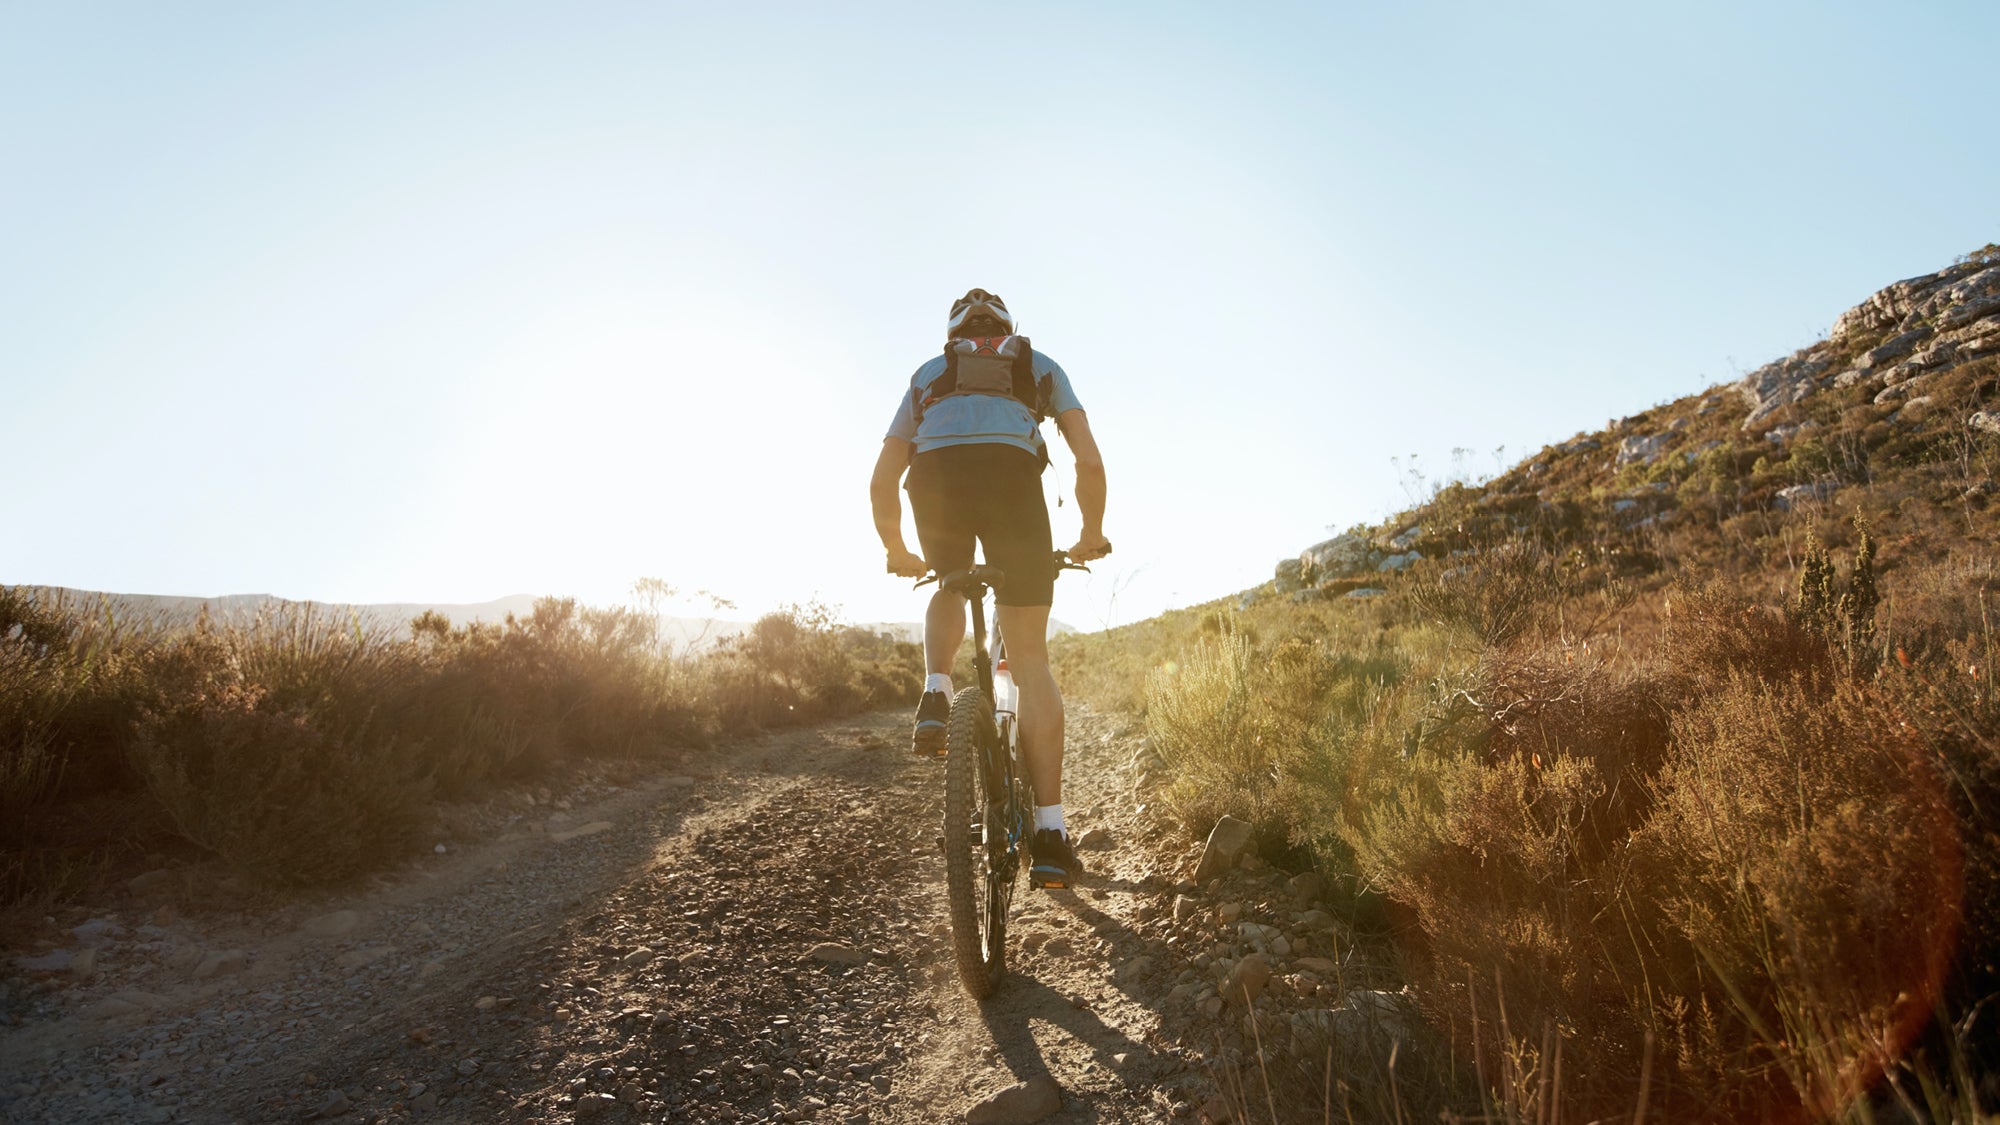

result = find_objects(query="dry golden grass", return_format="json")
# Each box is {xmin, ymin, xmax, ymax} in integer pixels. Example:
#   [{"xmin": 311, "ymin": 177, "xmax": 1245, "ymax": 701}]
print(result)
[
  {"xmin": 0, "ymin": 589, "xmax": 921, "ymax": 900},
  {"xmin": 1051, "ymin": 357, "xmax": 2000, "ymax": 1118}
]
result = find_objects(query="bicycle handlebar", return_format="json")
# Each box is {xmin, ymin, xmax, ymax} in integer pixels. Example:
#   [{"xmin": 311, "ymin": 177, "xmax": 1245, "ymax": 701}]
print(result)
[{"xmin": 913, "ymin": 547, "xmax": 1109, "ymax": 592}]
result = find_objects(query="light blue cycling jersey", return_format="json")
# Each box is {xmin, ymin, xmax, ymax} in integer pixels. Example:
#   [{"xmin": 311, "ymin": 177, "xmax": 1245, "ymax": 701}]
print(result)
[{"xmin": 884, "ymin": 348, "xmax": 1083, "ymax": 459}]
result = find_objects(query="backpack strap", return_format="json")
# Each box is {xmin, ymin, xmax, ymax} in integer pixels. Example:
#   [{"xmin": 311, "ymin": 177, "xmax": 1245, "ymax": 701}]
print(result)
[
  {"xmin": 1010, "ymin": 337, "xmax": 1040, "ymax": 420},
  {"xmin": 935, "ymin": 344, "xmax": 962, "ymax": 400}
]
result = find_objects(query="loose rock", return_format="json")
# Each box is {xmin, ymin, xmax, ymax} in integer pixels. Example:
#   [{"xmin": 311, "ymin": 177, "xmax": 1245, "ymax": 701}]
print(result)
[
  {"xmin": 302, "ymin": 910, "xmax": 362, "ymax": 939},
  {"xmin": 1221, "ymin": 954, "xmax": 1271, "ymax": 1008},
  {"xmin": 193, "ymin": 950, "xmax": 248, "ymax": 979},
  {"xmin": 127, "ymin": 869, "xmax": 178, "ymax": 900},
  {"xmin": 808, "ymin": 942, "xmax": 868, "ymax": 965},
  {"xmin": 1194, "ymin": 816, "xmax": 1254, "ymax": 884},
  {"xmin": 16, "ymin": 950, "xmax": 72, "ymax": 975},
  {"xmin": 965, "ymin": 1075, "xmax": 1063, "ymax": 1124}
]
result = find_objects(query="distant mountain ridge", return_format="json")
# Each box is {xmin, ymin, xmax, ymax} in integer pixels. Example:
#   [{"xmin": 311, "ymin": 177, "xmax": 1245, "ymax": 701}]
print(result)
[{"xmin": 14, "ymin": 588, "xmax": 934, "ymax": 650}]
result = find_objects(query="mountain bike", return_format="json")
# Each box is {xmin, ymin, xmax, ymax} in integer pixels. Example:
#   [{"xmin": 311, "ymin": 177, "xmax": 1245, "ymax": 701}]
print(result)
[{"xmin": 915, "ymin": 550, "xmax": 1093, "ymax": 998}]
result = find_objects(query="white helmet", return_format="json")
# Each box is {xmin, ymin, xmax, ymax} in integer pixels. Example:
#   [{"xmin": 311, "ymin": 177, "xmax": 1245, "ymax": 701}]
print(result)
[{"xmin": 946, "ymin": 288, "xmax": 1014, "ymax": 338}]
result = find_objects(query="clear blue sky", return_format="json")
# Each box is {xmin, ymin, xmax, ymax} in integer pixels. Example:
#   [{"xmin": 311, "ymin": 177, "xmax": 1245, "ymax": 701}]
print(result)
[{"xmin": 3, "ymin": 2, "xmax": 1995, "ymax": 628}]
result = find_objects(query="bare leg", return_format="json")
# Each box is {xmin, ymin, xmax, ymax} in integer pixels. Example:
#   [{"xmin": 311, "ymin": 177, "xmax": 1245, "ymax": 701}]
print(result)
[
  {"xmin": 925, "ymin": 590, "xmax": 966, "ymax": 677},
  {"xmin": 994, "ymin": 604, "xmax": 1061, "ymax": 806}
]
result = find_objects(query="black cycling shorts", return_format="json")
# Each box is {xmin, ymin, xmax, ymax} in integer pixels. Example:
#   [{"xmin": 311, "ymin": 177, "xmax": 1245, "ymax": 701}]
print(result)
[{"xmin": 906, "ymin": 443, "xmax": 1056, "ymax": 608}]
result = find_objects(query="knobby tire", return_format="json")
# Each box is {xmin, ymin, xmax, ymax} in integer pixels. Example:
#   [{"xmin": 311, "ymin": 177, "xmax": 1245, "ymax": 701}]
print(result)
[{"xmin": 943, "ymin": 685, "xmax": 1006, "ymax": 998}]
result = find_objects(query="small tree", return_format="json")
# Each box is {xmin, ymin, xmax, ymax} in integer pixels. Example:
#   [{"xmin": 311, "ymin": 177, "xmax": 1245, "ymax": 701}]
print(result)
[
  {"xmin": 1795, "ymin": 524, "xmax": 1835, "ymax": 634},
  {"xmin": 1837, "ymin": 514, "xmax": 1879, "ymax": 657},
  {"xmin": 1794, "ymin": 516, "xmax": 1880, "ymax": 665}
]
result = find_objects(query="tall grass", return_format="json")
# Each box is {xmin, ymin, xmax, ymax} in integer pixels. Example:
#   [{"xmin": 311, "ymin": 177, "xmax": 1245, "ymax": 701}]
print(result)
[
  {"xmin": 0, "ymin": 588, "xmax": 921, "ymax": 898},
  {"xmin": 1070, "ymin": 530, "xmax": 1997, "ymax": 1119}
]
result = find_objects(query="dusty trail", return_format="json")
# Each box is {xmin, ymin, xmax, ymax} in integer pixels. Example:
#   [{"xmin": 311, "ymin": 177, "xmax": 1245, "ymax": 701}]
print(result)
[{"xmin": 1, "ymin": 704, "xmax": 1211, "ymax": 1123}]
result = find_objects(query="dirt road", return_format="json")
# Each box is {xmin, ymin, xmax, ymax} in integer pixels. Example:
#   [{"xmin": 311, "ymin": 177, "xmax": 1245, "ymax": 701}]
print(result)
[{"xmin": 1, "ymin": 704, "xmax": 1233, "ymax": 1123}]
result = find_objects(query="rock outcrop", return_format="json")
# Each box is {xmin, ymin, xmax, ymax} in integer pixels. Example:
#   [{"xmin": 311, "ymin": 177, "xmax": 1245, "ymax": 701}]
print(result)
[
  {"xmin": 1299, "ymin": 532, "xmax": 1378, "ymax": 582},
  {"xmin": 1738, "ymin": 349, "xmax": 1833, "ymax": 427},
  {"xmin": 1741, "ymin": 256, "xmax": 2000, "ymax": 428},
  {"xmin": 1616, "ymin": 433, "xmax": 1667, "ymax": 466}
]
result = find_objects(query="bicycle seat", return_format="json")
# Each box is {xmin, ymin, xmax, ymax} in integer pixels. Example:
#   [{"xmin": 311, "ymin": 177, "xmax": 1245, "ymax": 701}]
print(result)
[{"xmin": 938, "ymin": 564, "xmax": 1007, "ymax": 596}]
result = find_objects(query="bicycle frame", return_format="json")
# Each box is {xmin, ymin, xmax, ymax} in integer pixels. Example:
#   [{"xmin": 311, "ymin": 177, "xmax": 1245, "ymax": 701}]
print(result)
[
  {"xmin": 956, "ymin": 580, "xmax": 1024, "ymax": 855},
  {"xmin": 913, "ymin": 551, "xmax": 1095, "ymax": 997}
]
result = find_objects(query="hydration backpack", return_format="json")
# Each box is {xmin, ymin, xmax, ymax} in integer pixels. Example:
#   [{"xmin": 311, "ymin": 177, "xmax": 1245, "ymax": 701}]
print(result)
[{"xmin": 915, "ymin": 335, "xmax": 1050, "ymax": 422}]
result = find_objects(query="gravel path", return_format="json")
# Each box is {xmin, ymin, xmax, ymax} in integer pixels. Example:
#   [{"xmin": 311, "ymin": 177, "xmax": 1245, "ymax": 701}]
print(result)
[{"xmin": 1, "ymin": 704, "xmax": 1419, "ymax": 1124}]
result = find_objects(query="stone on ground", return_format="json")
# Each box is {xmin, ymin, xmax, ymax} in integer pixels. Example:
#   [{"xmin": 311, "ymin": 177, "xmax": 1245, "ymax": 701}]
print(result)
[
  {"xmin": 127, "ymin": 869, "xmax": 178, "ymax": 900},
  {"xmin": 1221, "ymin": 954, "xmax": 1271, "ymax": 1008},
  {"xmin": 1193, "ymin": 816, "xmax": 1253, "ymax": 884},
  {"xmin": 965, "ymin": 1075, "xmax": 1062, "ymax": 1124},
  {"xmin": 335, "ymin": 946, "xmax": 390, "ymax": 970},
  {"xmin": 193, "ymin": 950, "xmax": 248, "ymax": 979},
  {"xmin": 85, "ymin": 996, "xmax": 145, "ymax": 1021},
  {"xmin": 302, "ymin": 910, "xmax": 362, "ymax": 939},
  {"xmin": 16, "ymin": 950, "xmax": 72, "ymax": 975},
  {"xmin": 1114, "ymin": 955, "xmax": 1154, "ymax": 983},
  {"xmin": 807, "ymin": 942, "xmax": 867, "ymax": 965}
]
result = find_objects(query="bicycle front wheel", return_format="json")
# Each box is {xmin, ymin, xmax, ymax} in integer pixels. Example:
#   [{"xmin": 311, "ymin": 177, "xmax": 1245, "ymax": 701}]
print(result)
[{"xmin": 943, "ymin": 685, "xmax": 1006, "ymax": 998}]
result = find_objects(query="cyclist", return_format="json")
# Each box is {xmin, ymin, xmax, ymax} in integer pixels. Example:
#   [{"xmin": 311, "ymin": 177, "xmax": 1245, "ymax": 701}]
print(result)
[{"xmin": 868, "ymin": 287, "xmax": 1110, "ymax": 888}]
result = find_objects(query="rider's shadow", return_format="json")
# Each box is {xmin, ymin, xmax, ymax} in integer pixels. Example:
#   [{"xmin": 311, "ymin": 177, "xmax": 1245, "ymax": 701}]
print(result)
[
  {"xmin": 975, "ymin": 971, "xmax": 1152, "ymax": 1093},
  {"xmin": 1041, "ymin": 884, "xmax": 1165, "ymax": 1003}
]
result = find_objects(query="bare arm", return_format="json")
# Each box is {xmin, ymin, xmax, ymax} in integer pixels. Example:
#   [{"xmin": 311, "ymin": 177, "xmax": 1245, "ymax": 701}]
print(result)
[
  {"xmin": 870, "ymin": 437, "xmax": 927, "ymax": 576},
  {"xmin": 1056, "ymin": 409, "xmax": 1110, "ymax": 559}
]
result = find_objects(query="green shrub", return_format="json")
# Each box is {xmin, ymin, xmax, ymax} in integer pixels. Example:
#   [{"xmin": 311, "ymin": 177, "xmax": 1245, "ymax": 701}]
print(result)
[{"xmin": 1145, "ymin": 630, "xmax": 1325, "ymax": 843}]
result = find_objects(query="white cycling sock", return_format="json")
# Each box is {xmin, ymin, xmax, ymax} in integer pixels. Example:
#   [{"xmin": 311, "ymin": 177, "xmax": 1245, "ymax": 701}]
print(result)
[
  {"xmin": 925, "ymin": 673, "xmax": 953, "ymax": 695},
  {"xmin": 1034, "ymin": 804, "xmax": 1066, "ymax": 836}
]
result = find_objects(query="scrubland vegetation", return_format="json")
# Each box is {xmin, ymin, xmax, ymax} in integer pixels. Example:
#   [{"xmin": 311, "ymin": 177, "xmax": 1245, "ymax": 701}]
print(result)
[
  {"xmin": 1054, "ymin": 346, "xmax": 2000, "ymax": 1118},
  {"xmin": 0, "ymin": 587, "xmax": 919, "ymax": 903}
]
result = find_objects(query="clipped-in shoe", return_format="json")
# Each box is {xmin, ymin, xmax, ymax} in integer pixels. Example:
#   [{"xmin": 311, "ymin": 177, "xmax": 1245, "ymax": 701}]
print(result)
[
  {"xmin": 912, "ymin": 690, "xmax": 950, "ymax": 758},
  {"xmin": 1029, "ymin": 829, "xmax": 1082, "ymax": 890}
]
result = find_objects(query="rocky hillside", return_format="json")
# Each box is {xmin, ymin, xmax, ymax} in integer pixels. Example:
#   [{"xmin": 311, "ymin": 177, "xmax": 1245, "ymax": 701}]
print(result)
[
  {"xmin": 1263, "ymin": 244, "xmax": 2000, "ymax": 602},
  {"xmin": 1043, "ymin": 244, "xmax": 2000, "ymax": 1121}
]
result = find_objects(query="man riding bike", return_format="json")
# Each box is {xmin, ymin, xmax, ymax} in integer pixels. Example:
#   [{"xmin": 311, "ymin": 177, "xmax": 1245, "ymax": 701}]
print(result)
[{"xmin": 868, "ymin": 287, "xmax": 1110, "ymax": 889}]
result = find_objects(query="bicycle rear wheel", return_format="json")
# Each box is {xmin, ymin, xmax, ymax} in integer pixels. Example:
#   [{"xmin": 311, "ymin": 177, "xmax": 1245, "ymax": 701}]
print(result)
[{"xmin": 943, "ymin": 684, "xmax": 1007, "ymax": 998}]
